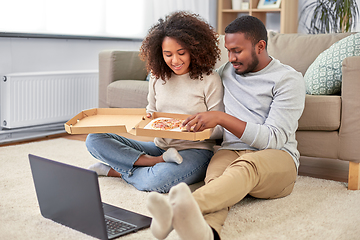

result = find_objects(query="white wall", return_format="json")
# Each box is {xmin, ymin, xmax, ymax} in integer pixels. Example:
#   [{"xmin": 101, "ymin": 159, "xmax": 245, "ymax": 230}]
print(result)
[{"xmin": 0, "ymin": 37, "xmax": 141, "ymax": 76}]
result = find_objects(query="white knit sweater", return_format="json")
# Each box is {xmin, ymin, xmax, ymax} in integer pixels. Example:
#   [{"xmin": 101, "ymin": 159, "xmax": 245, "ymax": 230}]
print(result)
[{"xmin": 146, "ymin": 72, "xmax": 224, "ymax": 151}]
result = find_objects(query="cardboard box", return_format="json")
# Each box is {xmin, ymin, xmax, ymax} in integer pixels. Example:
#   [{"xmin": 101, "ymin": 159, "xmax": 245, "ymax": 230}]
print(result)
[
  {"xmin": 135, "ymin": 112, "xmax": 212, "ymax": 141},
  {"xmin": 65, "ymin": 108, "xmax": 213, "ymax": 141},
  {"xmin": 64, "ymin": 108, "xmax": 146, "ymax": 135}
]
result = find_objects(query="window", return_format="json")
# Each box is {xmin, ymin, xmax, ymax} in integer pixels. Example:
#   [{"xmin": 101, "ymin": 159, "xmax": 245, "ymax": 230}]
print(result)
[{"xmin": 0, "ymin": 0, "xmax": 212, "ymax": 40}]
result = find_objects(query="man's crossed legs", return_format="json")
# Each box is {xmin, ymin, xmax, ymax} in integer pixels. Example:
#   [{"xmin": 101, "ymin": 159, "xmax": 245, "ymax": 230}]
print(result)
[{"xmin": 147, "ymin": 149, "xmax": 297, "ymax": 240}]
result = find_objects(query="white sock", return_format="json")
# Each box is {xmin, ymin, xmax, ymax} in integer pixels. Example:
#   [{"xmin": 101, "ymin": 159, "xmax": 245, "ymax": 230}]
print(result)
[
  {"xmin": 169, "ymin": 182, "xmax": 214, "ymax": 240},
  {"xmin": 163, "ymin": 148, "xmax": 183, "ymax": 164},
  {"xmin": 88, "ymin": 162, "xmax": 111, "ymax": 176},
  {"xmin": 146, "ymin": 192, "xmax": 174, "ymax": 239}
]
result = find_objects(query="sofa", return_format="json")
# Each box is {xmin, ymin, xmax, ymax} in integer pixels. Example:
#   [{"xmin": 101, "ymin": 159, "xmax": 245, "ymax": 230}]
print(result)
[{"xmin": 98, "ymin": 32, "xmax": 360, "ymax": 190}]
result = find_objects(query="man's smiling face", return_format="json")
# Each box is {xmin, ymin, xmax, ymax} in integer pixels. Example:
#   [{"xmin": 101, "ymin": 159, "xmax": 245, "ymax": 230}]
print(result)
[{"xmin": 225, "ymin": 32, "xmax": 260, "ymax": 75}]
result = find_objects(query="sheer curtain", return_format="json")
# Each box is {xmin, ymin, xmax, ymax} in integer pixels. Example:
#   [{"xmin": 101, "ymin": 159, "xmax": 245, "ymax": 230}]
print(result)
[
  {"xmin": 145, "ymin": 0, "xmax": 211, "ymax": 33},
  {"xmin": 0, "ymin": 0, "xmax": 214, "ymax": 39},
  {"xmin": 107, "ymin": 0, "xmax": 212, "ymax": 38}
]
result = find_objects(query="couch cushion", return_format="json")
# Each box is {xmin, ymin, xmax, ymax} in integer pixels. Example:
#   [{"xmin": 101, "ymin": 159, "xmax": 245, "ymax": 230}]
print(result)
[
  {"xmin": 296, "ymin": 131, "xmax": 339, "ymax": 159},
  {"xmin": 107, "ymin": 80, "xmax": 148, "ymax": 108},
  {"xmin": 298, "ymin": 95, "xmax": 341, "ymax": 131},
  {"xmin": 304, "ymin": 33, "xmax": 360, "ymax": 95},
  {"xmin": 267, "ymin": 31, "xmax": 355, "ymax": 76}
]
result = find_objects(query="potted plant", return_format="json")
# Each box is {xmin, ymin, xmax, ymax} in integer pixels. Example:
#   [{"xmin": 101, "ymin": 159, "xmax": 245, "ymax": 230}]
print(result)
[{"xmin": 300, "ymin": 0, "xmax": 359, "ymax": 33}]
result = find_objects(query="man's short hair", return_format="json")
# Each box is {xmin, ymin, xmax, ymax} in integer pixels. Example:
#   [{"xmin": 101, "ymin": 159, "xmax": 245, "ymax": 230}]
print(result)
[{"xmin": 225, "ymin": 16, "xmax": 268, "ymax": 48}]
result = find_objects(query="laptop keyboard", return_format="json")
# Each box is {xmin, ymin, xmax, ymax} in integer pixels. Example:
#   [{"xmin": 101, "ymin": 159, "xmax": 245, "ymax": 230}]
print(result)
[{"xmin": 105, "ymin": 215, "xmax": 137, "ymax": 237}]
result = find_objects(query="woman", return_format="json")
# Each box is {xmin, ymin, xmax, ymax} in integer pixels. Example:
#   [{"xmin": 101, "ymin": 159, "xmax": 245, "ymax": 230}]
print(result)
[{"xmin": 85, "ymin": 11, "xmax": 223, "ymax": 193}]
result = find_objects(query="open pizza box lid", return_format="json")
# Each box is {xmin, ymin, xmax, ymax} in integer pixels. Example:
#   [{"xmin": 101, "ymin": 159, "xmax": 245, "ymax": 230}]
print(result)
[
  {"xmin": 64, "ymin": 108, "xmax": 146, "ymax": 135},
  {"xmin": 64, "ymin": 108, "xmax": 213, "ymax": 141}
]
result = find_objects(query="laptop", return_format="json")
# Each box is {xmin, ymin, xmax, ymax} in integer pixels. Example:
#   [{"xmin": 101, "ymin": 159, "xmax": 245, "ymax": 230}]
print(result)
[{"xmin": 28, "ymin": 154, "xmax": 152, "ymax": 240}]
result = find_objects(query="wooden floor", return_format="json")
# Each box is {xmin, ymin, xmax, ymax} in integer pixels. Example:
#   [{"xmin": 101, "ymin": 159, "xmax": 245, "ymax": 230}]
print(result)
[{"xmin": 1, "ymin": 133, "xmax": 349, "ymax": 183}]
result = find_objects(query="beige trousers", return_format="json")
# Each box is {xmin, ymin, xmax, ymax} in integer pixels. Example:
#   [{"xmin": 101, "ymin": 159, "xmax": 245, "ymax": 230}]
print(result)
[{"xmin": 192, "ymin": 149, "xmax": 297, "ymax": 236}]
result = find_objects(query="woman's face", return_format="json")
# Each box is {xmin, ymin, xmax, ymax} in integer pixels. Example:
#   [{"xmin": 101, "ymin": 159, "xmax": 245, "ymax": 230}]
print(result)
[{"xmin": 162, "ymin": 36, "xmax": 191, "ymax": 75}]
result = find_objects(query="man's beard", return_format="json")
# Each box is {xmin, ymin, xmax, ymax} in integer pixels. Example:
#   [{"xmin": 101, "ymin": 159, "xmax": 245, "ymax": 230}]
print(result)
[{"xmin": 234, "ymin": 49, "xmax": 259, "ymax": 75}]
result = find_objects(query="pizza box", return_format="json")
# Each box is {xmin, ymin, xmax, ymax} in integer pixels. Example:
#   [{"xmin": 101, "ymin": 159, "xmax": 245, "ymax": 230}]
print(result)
[
  {"xmin": 64, "ymin": 108, "xmax": 213, "ymax": 141},
  {"xmin": 135, "ymin": 112, "xmax": 213, "ymax": 141},
  {"xmin": 64, "ymin": 108, "xmax": 146, "ymax": 135}
]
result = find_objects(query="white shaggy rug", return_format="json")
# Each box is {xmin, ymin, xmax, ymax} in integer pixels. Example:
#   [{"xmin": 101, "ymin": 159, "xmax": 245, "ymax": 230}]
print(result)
[{"xmin": 1, "ymin": 138, "xmax": 360, "ymax": 240}]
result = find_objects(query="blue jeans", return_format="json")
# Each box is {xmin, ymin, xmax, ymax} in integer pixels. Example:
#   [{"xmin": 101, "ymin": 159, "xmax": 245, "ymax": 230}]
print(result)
[{"xmin": 85, "ymin": 133, "xmax": 213, "ymax": 193}]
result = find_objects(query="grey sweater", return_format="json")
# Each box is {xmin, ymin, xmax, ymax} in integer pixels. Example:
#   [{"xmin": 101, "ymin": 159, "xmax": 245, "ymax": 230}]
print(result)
[{"xmin": 217, "ymin": 58, "xmax": 305, "ymax": 169}]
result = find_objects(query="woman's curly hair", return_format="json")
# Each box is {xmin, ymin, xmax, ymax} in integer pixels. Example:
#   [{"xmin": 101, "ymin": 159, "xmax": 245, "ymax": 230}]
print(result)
[{"xmin": 139, "ymin": 11, "xmax": 221, "ymax": 81}]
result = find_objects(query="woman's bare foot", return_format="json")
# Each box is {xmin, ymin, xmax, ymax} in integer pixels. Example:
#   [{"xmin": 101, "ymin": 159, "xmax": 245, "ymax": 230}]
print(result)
[{"xmin": 107, "ymin": 168, "xmax": 121, "ymax": 177}]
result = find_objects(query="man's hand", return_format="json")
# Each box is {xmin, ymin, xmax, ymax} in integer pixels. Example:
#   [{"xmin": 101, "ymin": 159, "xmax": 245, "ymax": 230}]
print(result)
[
  {"xmin": 183, "ymin": 111, "xmax": 247, "ymax": 138},
  {"xmin": 182, "ymin": 111, "xmax": 223, "ymax": 132}
]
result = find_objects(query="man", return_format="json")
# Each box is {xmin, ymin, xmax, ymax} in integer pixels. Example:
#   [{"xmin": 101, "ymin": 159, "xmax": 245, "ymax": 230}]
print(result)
[{"xmin": 146, "ymin": 16, "xmax": 305, "ymax": 240}]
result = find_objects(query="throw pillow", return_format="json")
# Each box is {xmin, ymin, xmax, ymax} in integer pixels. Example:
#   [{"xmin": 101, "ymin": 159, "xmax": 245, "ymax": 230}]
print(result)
[{"xmin": 304, "ymin": 33, "xmax": 360, "ymax": 95}]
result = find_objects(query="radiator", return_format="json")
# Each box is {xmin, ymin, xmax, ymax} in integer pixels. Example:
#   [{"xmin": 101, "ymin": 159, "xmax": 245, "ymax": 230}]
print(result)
[{"xmin": 1, "ymin": 71, "xmax": 98, "ymax": 129}]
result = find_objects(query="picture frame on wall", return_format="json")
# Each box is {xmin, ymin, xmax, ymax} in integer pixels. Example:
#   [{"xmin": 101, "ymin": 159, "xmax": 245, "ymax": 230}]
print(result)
[{"xmin": 257, "ymin": 0, "xmax": 282, "ymax": 9}]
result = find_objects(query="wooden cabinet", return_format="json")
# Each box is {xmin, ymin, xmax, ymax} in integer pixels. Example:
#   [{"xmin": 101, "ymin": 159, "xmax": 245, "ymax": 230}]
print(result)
[{"xmin": 217, "ymin": 0, "xmax": 298, "ymax": 34}]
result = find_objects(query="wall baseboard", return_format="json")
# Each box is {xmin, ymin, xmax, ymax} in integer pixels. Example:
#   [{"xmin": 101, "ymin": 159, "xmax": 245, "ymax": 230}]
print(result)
[{"xmin": 0, "ymin": 122, "xmax": 65, "ymax": 145}]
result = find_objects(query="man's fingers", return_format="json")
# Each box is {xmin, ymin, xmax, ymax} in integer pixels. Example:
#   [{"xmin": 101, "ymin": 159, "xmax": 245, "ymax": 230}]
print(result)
[
  {"xmin": 192, "ymin": 121, "xmax": 201, "ymax": 132},
  {"xmin": 183, "ymin": 113, "xmax": 210, "ymax": 132},
  {"xmin": 183, "ymin": 114, "xmax": 197, "ymax": 126},
  {"xmin": 186, "ymin": 117, "xmax": 206, "ymax": 132},
  {"xmin": 185, "ymin": 118, "xmax": 196, "ymax": 131}
]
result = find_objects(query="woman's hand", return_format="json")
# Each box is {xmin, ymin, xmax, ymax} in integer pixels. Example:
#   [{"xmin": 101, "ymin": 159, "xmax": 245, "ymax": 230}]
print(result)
[{"xmin": 146, "ymin": 113, "xmax": 152, "ymax": 118}]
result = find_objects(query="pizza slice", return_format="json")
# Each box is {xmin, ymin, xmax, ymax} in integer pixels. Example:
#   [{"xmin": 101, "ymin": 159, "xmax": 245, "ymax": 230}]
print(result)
[{"xmin": 151, "ymin": 118, "xmax": 184, "ymax": 131}]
